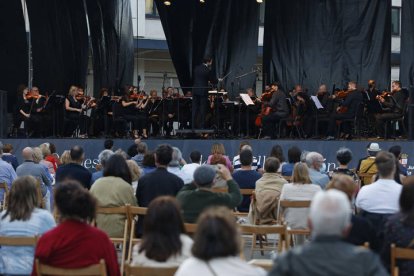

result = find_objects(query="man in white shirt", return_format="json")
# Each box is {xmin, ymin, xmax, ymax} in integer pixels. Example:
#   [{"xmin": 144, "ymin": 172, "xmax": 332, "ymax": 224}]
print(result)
[
  {"xmin": 181, "ymin": 151, "xmax": 201, "ymax": 184},
  {"xmin": 356, "ymin": 151, "xmax": 402, "ymax": 214}
]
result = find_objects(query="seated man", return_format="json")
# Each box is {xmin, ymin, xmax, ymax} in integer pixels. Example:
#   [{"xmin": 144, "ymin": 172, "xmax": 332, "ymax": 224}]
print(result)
[
  {"xmin": 357, "ymin": 143, "xmax": 381, "ymax": 185},
  {"xmin": 177, "ymin": 164, "xmax": 242, "ymax": 223},
  {"xmin": 305, "ymin": 152, "xmax": 329, "ymax": 189},
  {"xmin": 269, "ymin": 190, "xmax": 387, "ymax": 276}
]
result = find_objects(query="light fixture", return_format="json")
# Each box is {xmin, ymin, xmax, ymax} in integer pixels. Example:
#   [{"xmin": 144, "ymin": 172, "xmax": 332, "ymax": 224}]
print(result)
[
  {"xmin": 257, "ymin": 0, "xmax": 263, "ymax": 3},
  {"xmin": 164, "ymin": 0, "xmax": 171, "ymax": 6},
  {"xmin": 200, "ymin": 0, "xmax": 205, "ymax": 3}
]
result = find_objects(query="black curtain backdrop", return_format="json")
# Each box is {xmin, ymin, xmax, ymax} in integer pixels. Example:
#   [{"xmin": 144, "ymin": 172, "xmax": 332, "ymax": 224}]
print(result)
[
  {"xmin": 86, "ymin": 0, "xmax": 134, "ymax": 95},
  {"xmin": 0, "ymin": 1, "xmax": 28, "ymax": 111},
  {"xmin": 400, "ymin": 0, "xmax": 414, "ymax": 87},
  {"xmin": 155, "ymin": 0, "xmax": 260, "ymax": 97},
  {"xmin": 263, "ymin": 0, "xmax": 391, "ymax": 93}
]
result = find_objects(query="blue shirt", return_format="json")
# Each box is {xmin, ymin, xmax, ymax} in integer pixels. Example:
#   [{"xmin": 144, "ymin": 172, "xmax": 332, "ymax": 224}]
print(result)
[
  {"xmin": 232, "ymin": 170, "xmax": 261, "ymax": 212},
  {"xmin": 0, "ymin": 159, "xmax": 17, "ymax": 200},
  {"xmin": 0, "ymin": 208, "xmax": 56, "ymax": 275},
  {"xmin": 1, "ymin": 154, "xmax": 18, "ymax": 170},
  {"xmin": 281, "ymin": 163, "xmax": 295, "ymax": 176},
  {"xmin": 90, "ymin": 171, "xmax": 103, "ymax": 186},
  {"xmin": 308, "ymin": 168, "xmax": 329, "ymax": 189}
]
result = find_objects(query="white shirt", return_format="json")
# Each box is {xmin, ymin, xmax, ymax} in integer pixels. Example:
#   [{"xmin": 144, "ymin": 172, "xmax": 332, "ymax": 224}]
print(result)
[
  {"xmin": 356, "ymin": 179, "xmax": 402, "ymax": 214},
  {"xmin": 167, "ymin": 167, "xmax": 189, "ymax": 184},
  {"xmin": 181, "ymin": 163, "xmax": 200, "ymax": 184},
  {"xmin": 175, "ymin": 256, "xmax": 266, "ymax": 276}
]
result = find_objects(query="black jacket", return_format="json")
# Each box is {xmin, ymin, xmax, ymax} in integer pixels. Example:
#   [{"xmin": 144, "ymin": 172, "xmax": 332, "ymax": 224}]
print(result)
[
  {"xmin": 341, "ymin": 90, "xmax": 363, "ymax": 116},
  {"xmin": 55, "ymin": 163, "xmax": 92, "ymax": 190},
  {"xmin": 269, "ymin": 91, "xmax": 289, "ymax": 115},
  {"xmin": 193, "ymin": 63, "xmax": 211, "ymax": 96}
]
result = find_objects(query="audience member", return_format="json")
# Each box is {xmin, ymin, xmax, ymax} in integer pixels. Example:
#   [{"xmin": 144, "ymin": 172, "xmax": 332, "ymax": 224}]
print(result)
[
  {"xmin": 305, "ymin": 152, "xmax": 329, "ymax": 189},
  {"xmin": 209, "ymin": 154, "xmax": 228, "ymax": 188},
  {"xmin": 141, "ymin": 151, "xmax": 157, "ymax": 175},
  {"xmin": 0, "ymin": 142, "xmax": 17, "ymax": 200},
  {"xmin": 32, "ymin": 182, "xmax": 120, "ymax": 276},
  {"xmin": 269, "ymin": 144, "xmax": 286, "ymax": 173},
  {"xmin": 59, "ymin": 150, "xmax": 71, "ymax": 165},
  {"xmin": 281, "ymin": 146, "xmax": 301, "ymax": 176},
  {"xmin": 175, "ymin": 207, "xmax": 266, "ymax": 276},
  {"xmin": 127, "ymin": 159, "xmax": 141, "ymax": 193},
  {"xmin": 181, "ymin": 150, "xmax": 201, "ymax": 184},
  {"xmin": 33, "ymin": 147, "xmax": 54, "ymax": 177},
  {"xmin": 90, "ymin": 154, "xmax": 137, "ymax": 237},
  {"xmin": 39, "ymin": 143, "xmax": 56, "ymax": 174},
  {"xmin": 381, "ymin": 176, "xmax": 414, "ymax": 275},
  {"xmin": 55, "ymin": 146, "xmax": 92, "ymax": 189},
  {"xmin": 248, "ymin": 157, "xmax": 287, "ymax": 224},
  {"xmin": 232, "ymin": 142, "xmax": 261, "ymax": 171},
  {"xmin": 104, "ymin": 139, "xmax": 114, "ymax": 150},
  {"xmin": 357, "ymin": 143, "xmax": 380, "ymax": 185},
  {"xmin": 327, "ymin": 174, "xmax": 379, "ymax": 251},
  {"xmin": 16, "ymin": 147, "xmax": 52, "ymax": 210},
  {"xmin": 207, "ymin": 143, "xmax": 233, "ymax": 171},
  {"xmin": 177, "ymin": 164, "xmax": 242, "ymax": 223},
  {"xmin": 132, "ymin": 142, "xmax": 147, "ymax": 167},
  {"xmin": 90, "ymin": 149, "xmax": 114, "ymax": 185},
  {"xmin": 131, "ymin": 196, "xmax": 192, "ymax": 267},
  {"xmin": 388, "ymin": 145, "xmax": 407, "ymax": 184},
  {"xmin": 1, "ymin": 143, "xmax": 18, "ymax": 170},
  {"xmin": 269, "ymin": 190, "xmax": 387, "ymax": 276},
  {"xmin": 232, "ymin": 149, "xmax": 261, "ymax": 212},
  {"xmin": 0, "ymin": 176, "xmax": 55, "ymax": 275},
  {"xmin": 329, "ymin": 147, "xmax": 358, "ymax": 181},
  {"xmin": 167, "ymin": 147, "xmax": 188, "ymax": 183},
  {"xmin": 45, "ymin": 143, "xmax": 61, "ymax": 169}
]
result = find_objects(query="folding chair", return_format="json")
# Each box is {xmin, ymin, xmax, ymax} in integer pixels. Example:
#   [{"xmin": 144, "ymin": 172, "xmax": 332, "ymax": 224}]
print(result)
[
  {"xmin": 124, "ymin": 264, "xmax": 178, "ymax": 276},
  {"xmin": 35, "ymin": 180, "xmax": 45, "ymax": 209},
  {"xmin": 127, "ymin": 206, "xmax": 148, "ymax": 263},
  {"xmin": 95, "ymin": 206, "xmax": 129, "ymax": 275},
  {"xmin": 184, "ymin": 223, "xmax": 198, "ymax": 235},
  {"xmin": 0, "ymin": 182, "xmax": 9, "ymax": 211},
  {"xmin": 36, "ymin": 259, "xmax": 107, "ymax": 276},
  {"xmin": 234, "ymin": 189, "xmax": 255, "ymax": 216},
  {"xmin": 390, "ymin": 244, "xmax": 414, "ymax": 276},
  {"xmin": 0, "ymin": 235, "xmax": 38, "ymax": 246}
]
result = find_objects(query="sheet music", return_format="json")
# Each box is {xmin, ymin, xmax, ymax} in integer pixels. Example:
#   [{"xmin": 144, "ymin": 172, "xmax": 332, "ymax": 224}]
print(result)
[
  {"xmin": 310, "ymin": 96, "xmax": 324, "ymax": 109},
  {"xmin": 240, "ymin": 93, "xmax": 254, "ymax": 106}
]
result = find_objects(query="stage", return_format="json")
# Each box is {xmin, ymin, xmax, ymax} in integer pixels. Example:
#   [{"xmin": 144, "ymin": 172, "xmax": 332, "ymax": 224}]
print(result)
[{"xmin": 2, "ymin": 138, "xmax": 413, "ymax": 174}]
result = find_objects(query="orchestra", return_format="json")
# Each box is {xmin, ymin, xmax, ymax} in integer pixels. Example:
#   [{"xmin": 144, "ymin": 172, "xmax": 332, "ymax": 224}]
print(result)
[{"xmin": 10, "ymin": 79, "xmax": 411, "ymax": 140}]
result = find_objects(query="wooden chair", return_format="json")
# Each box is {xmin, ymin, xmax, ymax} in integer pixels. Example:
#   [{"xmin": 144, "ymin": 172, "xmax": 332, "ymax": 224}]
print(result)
[
  {"xmin": 247, "ymin": 259, "xmax": 274, "ymax": 271},
  {"xmin": 282, "ymin": 175, "xmax": 292, "ymax": 182},
  {"xmin": 0, "ymin": 235, "xmax": 38, "ymax": 246},
  {"xmin": 35, "ymin": 180, "xmax": 45, "ymax": 209},
  {"xmin": 234, "ymin": 189, "xmax": 255, "ymax": 217},
  {"xmin": 95, "ymin": 206, "xmax": 129, "ymax": 274},
  {"xmin": 0, "ymin": 182, "xmax": 9, "ymax": 211},
  {"xmin": 239, "ymin": 224, "xmax": 287, "ymax": 258},
  {"xmin": 391, "ymin": 244, "xmax": 414, "ymax": 276},
  {"xmin": 184, "ymin": 223, "xmax": 198, "ymax": 235},
  {"xmin": 278, "ymin": 200, "xmax": 312, "ymax": 248},
  {"xmin": 127, "ymin": 206, "xmax": 148, "ymax": 262},
  {"xmin": 35, "ymin": 259, "xmax": 107, "ymax": 276},
  {"xmin": 124, "ymin": 264, "xmax": 178, "ymax": 276},
  {"xmin": 211, "ymin": 187, "xmax": 228, "ymax": 193}
]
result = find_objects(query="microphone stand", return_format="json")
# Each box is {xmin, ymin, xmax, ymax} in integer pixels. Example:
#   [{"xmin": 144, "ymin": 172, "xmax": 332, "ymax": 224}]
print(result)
[{"xmin": 215, "ymin": 71, "xmax": 232, "ymax": 136}]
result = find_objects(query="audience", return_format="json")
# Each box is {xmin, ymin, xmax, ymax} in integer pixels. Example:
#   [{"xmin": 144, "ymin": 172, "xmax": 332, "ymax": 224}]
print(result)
[
  {"xmin": 1, "ymin": 143, "xmax": 18, "ymax": 170},
  {"xmin": 269, "ymin": 144, "xmax": 286, "ymax": 173},
  {"xmin": 131, "ymin": 196, "xmax": 192, "ymax": 267},
  {"xmin": 232, "ymin": 141, "xmax": 261, "ymax": 171},
  {"xmin": 175, "ymin": 207, "xmax": 266, "ymax": 276},
  {"xmin": 357, "ymin": 142, "xmax": 380, "ymax": 185},
  {"xmin": 141, "ymin": 151, "xmax": 157, "ymax": 175},
  {"xmin": 126, "ymin": 159, "xmax": 141, "ymax": 193},
  {"xmin": 90, "ymin": 149, "xmax": 114, "ymax": 185},
  {"xmin": 90, "ymin": 154, "xmax": 137, "ymax": 237},
  {"xmin": 181, "ymin": 150, "xmax": 201, "ymax": 184},
  {"xmin": 232, "ymin": 149, "xmax": 261, "ymax": 212},
  {"xmin": 269, "ymin": 190, "xmax": 387, "ymax": 276},
  {"xmin": 207, "ymin": 143, "xmax": 233, "ymax": 171},
  {"xmin": 249, "ymin": 157, "xmax": 287, "ymax": 224},
  {"xmin": 0, "ymin": 142, "xmax": 17, "ymax": 200},
  {"xmin": 305, "ymin": 152, "xmax": 329, "ymax": 189},
  {"xmin": 381, "ymin": 176, "xmax": 414, "ymax": 275},
  {"xmin": 177, "ymin": 164, "xmax": 242, "ymax": 223},
  {"xmin": 388, "ymin": 145, "xmax": 407, "ymax": 184},
  {"xmin": 16, "ymin": 147, "xmax": 52, "ymax": 211},
  {"xmin": 33, "ymin": 182, "xmax": 120, "ymax": 276},
  {"xmin": 0, "ymin": 176, "xmax": 55, "ymax": 275},
  {"xmin": 281, "ymin": 146, "xmax": 301, "ymax": 176},
  {"xmin": 167, "ymin": 147, "xmax": 188, "ymax": 183},
  {"xmin": 32, "ymin": 147, "xmax": 54, "ymax": 180},
  {"xmin": 55, "ymin": 146, "xmax": 92, "ymax": 189},
  {"xmin": 132, "ymin": 142, "xmax": 147, "ymax": 167},
  {"xmin": 59, "ymin": 150, "xmax": 71, "ymax": 165},
  {"xmin": 327, "ymin": 174, "xmax": 379, "ymax": 251},
  {"xmin": 38, "ymin": 143, "xmax": 56, "ymax": 174},
  {"xmin": 45, "ymin": 143, "xmax": 61, "ymax": 170},
  {"xmin": 329, "ymin": 147, "xmax": 358, "ymax": 181}
]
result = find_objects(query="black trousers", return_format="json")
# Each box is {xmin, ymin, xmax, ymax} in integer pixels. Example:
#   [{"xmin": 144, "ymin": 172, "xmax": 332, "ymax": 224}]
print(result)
[
  {"xmin": 375, "ymin": 112, "xmax": 402, "ymax": 137},
  {"xmin": 262, "ymin": 112, "xmax": 288, "ymax": 137},
  {"xmin": 327, "ymin": 113, "xmax": 354, "ymax": 137},
  {"xmin": 192, "ymin": 95, "xmax": 207, "ymax": 129},
  {"xmin": 148, "ymin": 115, "xmax": 160, "ymax": 136}
]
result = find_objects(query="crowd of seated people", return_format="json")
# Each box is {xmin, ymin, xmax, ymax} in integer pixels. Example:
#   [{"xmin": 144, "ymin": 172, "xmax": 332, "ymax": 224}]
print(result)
[{"xmin": 0, "ymin": 139, "xmax": 413, "ymax": 275}]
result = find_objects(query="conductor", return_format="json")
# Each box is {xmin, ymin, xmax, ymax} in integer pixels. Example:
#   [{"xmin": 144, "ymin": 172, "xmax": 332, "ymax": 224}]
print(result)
[{"xmin": 192, "ymin": 57, "xmax": 213, "ymax": 129}]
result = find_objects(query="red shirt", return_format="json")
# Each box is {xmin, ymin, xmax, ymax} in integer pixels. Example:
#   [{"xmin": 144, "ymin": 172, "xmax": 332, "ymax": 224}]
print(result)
[
  {"xmin": 45, "ymin": 155, "xmax": 60, "ymax": 172},
  {"xmin": 32, "ymin": 219, "xmax": 120, "ymax": 276}
]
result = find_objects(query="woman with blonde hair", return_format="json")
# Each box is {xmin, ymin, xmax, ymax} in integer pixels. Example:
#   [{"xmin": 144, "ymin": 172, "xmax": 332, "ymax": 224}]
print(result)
[
  {"xmin": 64, "ymin": 85, "xmax": 88, "ymax": 137},
  {"xmin": 126, "ymin": 159, "xmax": 141, "ymax": 193},
  {"xmin": 60, "ymin": 150, "xmax": 72, "ymax": 165},
  {"xmin": 207, "ymin": 143, "xmax": 233, "ymax": 171}
]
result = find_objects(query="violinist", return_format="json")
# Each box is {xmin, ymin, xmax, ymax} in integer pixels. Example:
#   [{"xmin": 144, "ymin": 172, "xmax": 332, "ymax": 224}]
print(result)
[
  {"xmin": 375, "ymin": 80, "xmax": 408, "ymax": 138},
  {"xmin": 15, "ymin": 86, "xmax": 30, "ymax": 134},
  {"xmin": 162, "ymin": 87, "xmax": 175, "ymax": 137},
  {"xmin": 121, "ymin": 86, "xmax": 141, "ymax": 139},
  {"xmin": 64, "ymin": 86, "xmax": 88, "ymax": 138},
  {"xmin": 146, "ymin": 90, "xmax": 161, "ymax": 136},
  {"xmin": 325, "ymin": 81, "xmax": 363, "ymax": 140},
  {"xmin": 26, "ymin": 87, "xmax": 47, "ymax": 137},
  {"xmin": 262, "ymin": 83, "xmax": 290, "ymax": 139},
  {"xmin": 364, "ymin": 80, "xmax": 382, "ymax": 114},
  {"xmin": 178, "ymin": 91, "xmax": 192, "ymax": 130},
  {"xmin": 136, "ymin": 90, "xmax": 149, "ymax": 139}
]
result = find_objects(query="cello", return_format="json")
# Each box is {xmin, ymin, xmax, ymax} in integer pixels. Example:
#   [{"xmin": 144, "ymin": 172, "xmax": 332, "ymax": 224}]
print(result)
[{"xmin": 255, "ymin": 90, "xmax": 274, "ymax": 127}]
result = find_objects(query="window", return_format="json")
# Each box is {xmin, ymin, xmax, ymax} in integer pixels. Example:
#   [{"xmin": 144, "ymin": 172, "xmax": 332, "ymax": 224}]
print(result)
[
  {"xmin": 145, "ymin": 0, "xmax": 159, "ymax": 17},
  {"xmin": 391, "ymin": 7, "xmax": 400, "ymax": 36}
]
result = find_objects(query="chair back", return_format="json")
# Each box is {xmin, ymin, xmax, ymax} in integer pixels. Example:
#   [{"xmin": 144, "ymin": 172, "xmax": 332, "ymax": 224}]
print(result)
[
  {"xmin": 277, "ymin": 200, "xmax": 311, "ymax": 223},
  {"xmin": 35, "ymin": 259, "xmax": 107, "ymax": 276},
  {"xmin": 391, "ymin": 244, "xmax": 414, "ymax": 276},
  {"xmin": 239, "ymin": 224, "xmax": 286, "ymax": 236},
  {"xmin": 240, "ymin": 189, "xmax": 254, "ymax": 196},
  {"xmin": 35, "ymin": 180, "xmax": 45, "ymax": 209},
  {"xmin": 127, "ymin": 206, "xmax": 148, "ymax": 263},
  {"xmin": 184, "ymin": 223, "xmax": 197, "ymax": 234},
  {"xmin": 0, "ymin": 182, "xmax": 9, "ymax": 210},
  {"xmin": 124, "ymin": 264, "xmax": 178, "ymax": 276},
  {"xmin": 0, "ymin": 236, "xmax": 38, "ymax": 246}
]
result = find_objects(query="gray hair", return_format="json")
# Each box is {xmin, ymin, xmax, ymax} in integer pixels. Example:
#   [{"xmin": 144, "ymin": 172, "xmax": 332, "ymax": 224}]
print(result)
[
  {"xmin": 305, "ymin": 152, "xmax": 323, "ymax": 169},
  {"xmin": 98, "ymin": 150, "xmax": 114, "ymax": 167},
  {"xmin": 169, "ymin": 147, "xmax": 182, "ymax": 167},
  {"xmin": 137, "ymin": 142, "xmax": 148, "ymax": 154},
  {"xmin": 309, "ymin": 190, "xmax": 351, "ymax": 237},
  {"xmin": 300, "ymin": 150, "xmax": 309, "ymax": 163},
  {"xmin": 193, "ymin": 165, "xmax": 216, "ymax": 187},
  {"xmin": 241, "ymin": 145, "xmax": 252, "ymax": 152}
]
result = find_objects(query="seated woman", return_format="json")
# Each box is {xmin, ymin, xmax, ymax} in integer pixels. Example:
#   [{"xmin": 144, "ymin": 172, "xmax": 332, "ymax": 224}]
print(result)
[
  {"xmin": 131, "ymin": 196, "xmax": 192, "ymax": 267},
  {"xmin": 0, "ymin": 176, "xmax": 55, "ymax": 275},
  {"xmin": 207, "ymin": 143, "xmax": 233, "ymax": 171},
  {"xmin": 175, "ymin": 207, "xmax": 266, "ymax": 276},
  {"xmin": 33, "ymin": 182, "xmax": 120, "ymax": 276},
  {"xmin": 381, "ymin": 176, "xmax": 414, "ymax": 275},
  {"xmin": 90, "ymin": 154, "xmax": 137, "ymax": 238},
  {"xmin": 281, "ymin": 146, "xmax": 301, "ymax": 176}
]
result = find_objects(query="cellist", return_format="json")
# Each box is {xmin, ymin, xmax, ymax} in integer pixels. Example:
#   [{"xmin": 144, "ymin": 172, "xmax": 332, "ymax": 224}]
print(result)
[{"xmin": 325, "ymin": 81, "xmax": 363, "ymax": 140}]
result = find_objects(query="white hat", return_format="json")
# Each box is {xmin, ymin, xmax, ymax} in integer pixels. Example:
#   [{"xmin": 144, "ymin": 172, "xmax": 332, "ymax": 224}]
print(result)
[{"xmin": 368, "ymin": 143, "xmax": 381, "ymax": 152}]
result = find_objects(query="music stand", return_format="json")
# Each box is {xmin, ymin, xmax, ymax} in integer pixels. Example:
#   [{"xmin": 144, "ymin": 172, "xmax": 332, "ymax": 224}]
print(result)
[{"xmin": 209, "ymin": 90, "xmax": 227, "ymax": 136}]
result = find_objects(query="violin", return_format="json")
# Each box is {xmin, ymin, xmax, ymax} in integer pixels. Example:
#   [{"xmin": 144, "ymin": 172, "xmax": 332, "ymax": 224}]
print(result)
[
  {"xmin": 129, "ymin": 94, "xmax": 147, "ymax": 100},
  {"xmin": 255, "ymin": 90, "xmax": 275, "ymax": 127},
  {"xmin": 25, "ymin": 91, "xmax": 44, "ymax": 100},
  {"xmin": 376, "ymin": 90, "xmax": 391, "ymax": 102}
]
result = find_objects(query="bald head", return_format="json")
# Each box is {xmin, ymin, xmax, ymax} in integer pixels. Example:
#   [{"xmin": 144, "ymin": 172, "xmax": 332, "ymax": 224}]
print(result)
[{"xmin": 22, "ymin": 147, "xmax": 34, "ymax": 161}]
